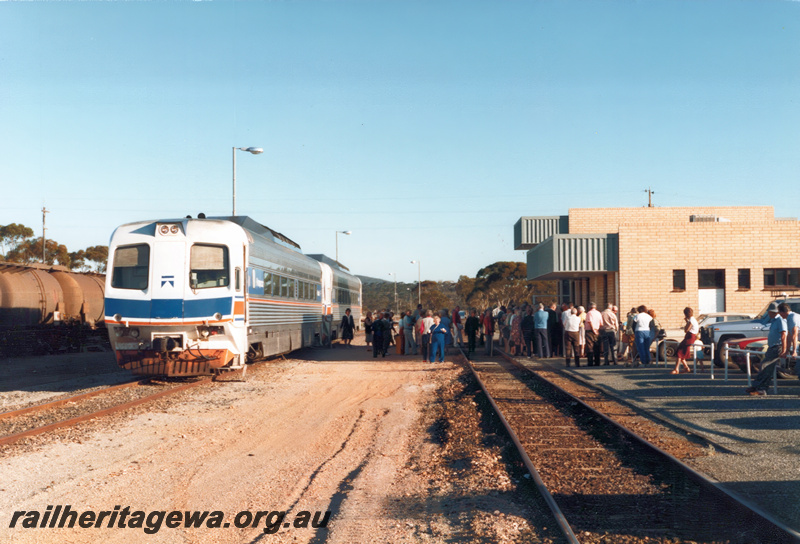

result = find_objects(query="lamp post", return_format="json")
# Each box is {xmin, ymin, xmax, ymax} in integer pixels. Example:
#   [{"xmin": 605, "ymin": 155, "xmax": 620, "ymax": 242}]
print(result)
[
  {"xmin": 410, "ymin": 260, "xmax": 421, "ymax": 305},
  {"xmin": 232, "ymin": 146, "xmax": 263, "ymax": 216},
  {"xmin": 335, "ymin": 230, "xmax": 351, "ymax": 263},
  {"xmin": 388, "ymin": 272, "xmax": 397, "ymax": 316}
]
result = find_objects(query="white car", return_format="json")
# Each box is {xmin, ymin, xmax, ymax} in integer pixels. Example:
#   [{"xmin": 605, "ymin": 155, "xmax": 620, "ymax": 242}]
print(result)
[{"xmin": 662, "ymin": 312, "xmax": 751, "ymax": 357}]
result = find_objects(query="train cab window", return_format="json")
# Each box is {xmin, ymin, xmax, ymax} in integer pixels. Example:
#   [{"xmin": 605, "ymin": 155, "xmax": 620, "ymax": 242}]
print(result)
[
  {"xmin": 111, "ymin": 244, "xmax": 150, "ymax": 290},
  {"xmin": 189, "ymin": 244, "xmax": 229, "ymax": 289}
]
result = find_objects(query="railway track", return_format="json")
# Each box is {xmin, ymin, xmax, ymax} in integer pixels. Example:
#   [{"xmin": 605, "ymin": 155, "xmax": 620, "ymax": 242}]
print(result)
[
  {"xmin": 0, "ymin": 377, "xmax": 211, "ymax": 448},
  {"xmin": 461, "ymin": 350, "xmax": 799, "ymax": 543}
]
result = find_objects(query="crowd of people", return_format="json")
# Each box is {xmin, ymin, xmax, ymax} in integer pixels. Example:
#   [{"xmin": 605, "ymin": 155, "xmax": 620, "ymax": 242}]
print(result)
[
  {"xmin": 354, "ymin": 298, "xmax": 800, "ymax": 397},
  {"xmin": 353, "ymin": 301, "xmax": 708, "ymax": 371}
]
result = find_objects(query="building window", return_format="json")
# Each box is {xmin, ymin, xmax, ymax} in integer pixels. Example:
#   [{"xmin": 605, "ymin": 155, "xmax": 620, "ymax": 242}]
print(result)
[
  {"xmin": 738, "ymin": 269, "xmax": 751, "ymax": 290},
  {"xmin": 698, "ymin": 269, "xmax": 725, "ymax": 289},
  {"xmin": 673, "ymin": 270, "xmax": 685, "ymax": 291},
  {"xmin": 764, "ymin": 268, "xmax": 800, "ymax": 288}
]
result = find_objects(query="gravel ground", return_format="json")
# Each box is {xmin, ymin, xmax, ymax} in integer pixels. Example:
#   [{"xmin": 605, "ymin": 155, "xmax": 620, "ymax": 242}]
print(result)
[
  {"xmin": 1, "ymin": 339, "xmax": 553, "ymax": 543},
  {"xmin": 0, "ymin": 352, "xmax": 130, "ymax": 413}
]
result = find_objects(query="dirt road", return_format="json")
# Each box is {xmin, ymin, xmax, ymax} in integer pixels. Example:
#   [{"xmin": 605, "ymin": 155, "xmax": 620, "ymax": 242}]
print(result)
[{"xmin": 1, "ymin": 340, "xmax": 546, "ymax": 543}]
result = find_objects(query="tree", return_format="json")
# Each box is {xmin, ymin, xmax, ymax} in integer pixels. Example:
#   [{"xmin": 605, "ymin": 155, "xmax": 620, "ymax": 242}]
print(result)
[
  {"xmin": 0, "ymin": 223, "xmax": 34, "ymax": 259},
  {"xmin": 5, "ymin": 238, "xmax": 70, "ymax": 266},
  {"xmin": 69, "ymin": 250, "xmax": 88, "ymax": 271},
  {"xmin": 469, "ymin": 261, "xmax": 557, "ymax": 309},
  {"xmin": 84, "ymin": 245, "xmax": 108, "ymax": 272}
]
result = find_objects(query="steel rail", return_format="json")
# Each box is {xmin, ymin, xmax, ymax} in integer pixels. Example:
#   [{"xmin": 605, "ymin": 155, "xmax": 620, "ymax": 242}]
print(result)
[
  {"xmin": 457, "ymin": 351, "xmax": 579, "ymax": 543},
  {"xmin": 0, "ymin": 379, "xmax": 144, "ymax": 422},
  {"xmin": 0, "ymin": 378, "xmax": 210, "ymax": 448},
  {"xmin": 496, "ymin": 349, "xmax": 800, "ymax": 542}
]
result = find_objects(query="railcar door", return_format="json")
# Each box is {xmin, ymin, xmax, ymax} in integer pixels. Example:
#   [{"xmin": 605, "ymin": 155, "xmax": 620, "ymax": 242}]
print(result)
[
  {"xmin": 319, "ymin": 262, "xmax": 333, "ymax": 346},
  {"xmin": 151, "ymin": 225, "xmax": 187, "ymax": 319}
]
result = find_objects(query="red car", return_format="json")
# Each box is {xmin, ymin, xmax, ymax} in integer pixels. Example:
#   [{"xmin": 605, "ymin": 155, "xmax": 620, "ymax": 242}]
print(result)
[{"xmin": 723, "ymin": 337, "xmax": 795, "ymax": 378}]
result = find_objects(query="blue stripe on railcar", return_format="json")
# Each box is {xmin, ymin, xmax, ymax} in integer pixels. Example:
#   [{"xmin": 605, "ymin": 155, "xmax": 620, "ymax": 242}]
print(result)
[{"xmin": 106, "ymin": 297, "xmax": 232, "ymax": 319}]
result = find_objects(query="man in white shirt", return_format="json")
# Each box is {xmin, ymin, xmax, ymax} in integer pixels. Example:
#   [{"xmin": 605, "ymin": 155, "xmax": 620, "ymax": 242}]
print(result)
[{"xmin": 564, "ymin": 308, "xmax": 582, "ymax": 367}]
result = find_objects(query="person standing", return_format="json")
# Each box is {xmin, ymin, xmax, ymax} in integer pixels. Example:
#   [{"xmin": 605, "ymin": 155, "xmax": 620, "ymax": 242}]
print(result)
[
  {"xmin": 746, "ymin": 302, "xmax": 789, "ymax": 395},
  {"xmin": 510, "ymin": 308, "xmax": 523, "ymax": 356},
  {"xmin": 465, "ymin": 309, "xmax": 481, "ymax": 357},
  {"xmin": 576, "ymin": 306, "xmax": 586, "ymax": 358},
  {"xmin": 633, "ymin": 305, "xmax": 653, "ymax": 366},
  {"xmin": 584, "ymin": 302, "xmax": 602, "ymax": 366},
  {"xmin": 419, "ymin": 310, "xmax": 435, "ymax": 362},
  {"xmin": 600, "ymin": 303, "xmax": 619, "ymax": 365},
  {"xmin": 429, "ymin": 314, "xmax": 448, "ymax": 363},
  {"xmin": 621, "ymin": 307, "xmax": 637, "ymax": 365},
  {"xmin": 547, "ymin": 303, "xmax": 561, "ymax": 357},
  {"xmin": 521, "ymin": 307, "xmax": 535, "ymax": 357},
  {"xmin": 673, "ymin": 307, "xmax": 698, "ymax": 374},
  {"xmin": 413, "ymin": 304, "xmax": 423, "ymax": 348},
  {"xmin": 648, "ymin": 309, "xmax": 664, "ymax": 363},
  {"xmin": 452, "ymin": 306, "xmax": 464, "ymax": 348},
  {"xmin": 382, "ymin": 311, "xmax": 394, "ymax": 356},
  {"xmin": 372, "ymin": 312, "xmax": 386, "ymax": 358},
  {"xmin": 364, "ymin": 311, "xmax": 374, "ymax": 351},
  {"xmin": 561, "ymin": 303, "xmax": 572, "ymax": 357},
  {"xmin": 482, "ymin": 309, "xmax": 495, "ymax": 356},
  {"xmin": 403, "ymin": 309, "xmax": 418, "ymax": 355},
  {"xmin": 564, "ymin": 308, "xmax": 582, "ymax": 367},
  {"xmin": 340, "ymin": 308, "xmax": 355, "ymax": 346},
  {"xmin": 534, "ymin": 303, "xmax": 550, "ymax": 358},
  {"xmin": 787, "ymin": 306, "xmax": 800, "ymax": 357}
]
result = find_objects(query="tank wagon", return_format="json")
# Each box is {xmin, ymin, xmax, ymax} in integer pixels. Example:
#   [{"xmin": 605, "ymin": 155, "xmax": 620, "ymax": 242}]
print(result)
[
  {"xmin": 105, "ymin": 216, "xmax": 362, "ymax": 377},
  {"xmin": 0, "ymin": 262, "xmax": 106, "ymax": 355}
]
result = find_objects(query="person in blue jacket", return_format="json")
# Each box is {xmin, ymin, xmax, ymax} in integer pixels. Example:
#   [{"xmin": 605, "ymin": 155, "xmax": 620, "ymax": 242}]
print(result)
[{"xmin": 429, "ymin": 314, "xmax": 448, "ymax": 363}]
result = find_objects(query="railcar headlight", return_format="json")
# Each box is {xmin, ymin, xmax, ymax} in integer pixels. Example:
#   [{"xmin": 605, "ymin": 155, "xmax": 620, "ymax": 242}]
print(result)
[
  {"xmin": 198, "ymin": 326, "xmax": 211, "ymax": 339},
  {"xmin": 129, "ymin": 328, "xmax": 140, "ymax": 338},
  {"xmin": 213, "ymin": 312, "xmax": 223, "ymax": 321}
]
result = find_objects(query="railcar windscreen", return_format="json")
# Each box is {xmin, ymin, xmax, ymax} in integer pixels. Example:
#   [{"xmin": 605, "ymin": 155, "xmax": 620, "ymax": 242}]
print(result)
[
  {"xmin": 111, "ymin": 244, "xmax": 150, "ymax": 290},
  {"xmin": 190, "ymin": 244, "xmax": 229, "ymax": 289}
]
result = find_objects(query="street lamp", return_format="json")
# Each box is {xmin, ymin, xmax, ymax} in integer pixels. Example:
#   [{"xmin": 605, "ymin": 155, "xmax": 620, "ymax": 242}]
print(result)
[
  {"xmin": 335, "ymin": 230, "xmax": 351, "ymax": 263},
  {"xmin": 388, "ymin": 272, "xmax": 397, "ymax": 316},
  {"xmin": 410, "ymin": 260, "xmax": 421, "ymax": 305},
  {"xmin": 232, "ymin": 146, "xmax": 263, "ymax": 216}
]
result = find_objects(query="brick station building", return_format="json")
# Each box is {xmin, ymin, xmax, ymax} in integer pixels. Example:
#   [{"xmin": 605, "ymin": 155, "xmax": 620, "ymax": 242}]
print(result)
[{"xmin": 515, "ymin": 206, "xmax": 800, "ymax": 329}]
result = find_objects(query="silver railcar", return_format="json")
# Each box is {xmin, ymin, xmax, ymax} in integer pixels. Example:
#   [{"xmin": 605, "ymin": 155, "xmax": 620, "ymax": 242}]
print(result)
[{"xmin": 104, "ymin": 216, "xmax": 361, "ymax": 376}]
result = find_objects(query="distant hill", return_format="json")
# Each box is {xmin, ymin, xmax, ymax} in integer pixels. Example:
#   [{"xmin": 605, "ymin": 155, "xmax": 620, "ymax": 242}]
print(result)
[{"xmin": 357, "ymin": 275, "xmax": 389, "ymax": 285}]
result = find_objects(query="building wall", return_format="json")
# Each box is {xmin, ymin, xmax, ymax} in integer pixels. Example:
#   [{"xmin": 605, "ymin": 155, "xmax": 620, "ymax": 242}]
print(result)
[
  {"xmin": 617, "ymin": 220, "xmax": 800, "ymax": 328},
  {"xmin": 567, "ymin": 206, "xmax": 775, "ymax": 235}
]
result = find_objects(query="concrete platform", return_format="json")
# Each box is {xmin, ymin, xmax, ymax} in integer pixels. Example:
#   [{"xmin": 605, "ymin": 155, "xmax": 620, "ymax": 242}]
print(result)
[{"xmin": 518, "ymin": 357, "xmax": 800, "ymax": 534}]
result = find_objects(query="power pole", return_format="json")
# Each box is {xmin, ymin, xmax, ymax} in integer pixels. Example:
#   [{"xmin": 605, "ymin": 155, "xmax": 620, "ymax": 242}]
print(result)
[
  {"xmin": 644, "ymin": 187, "xmax": 655, "ymax": 207},
  {"xmin": 41, "ymin": 206, "xmax": 49, "ymax": 263}
]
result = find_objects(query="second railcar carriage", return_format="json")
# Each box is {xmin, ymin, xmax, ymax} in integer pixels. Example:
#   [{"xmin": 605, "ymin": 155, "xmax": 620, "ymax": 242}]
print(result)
[{"xmin": 104, "ymin": 216, "xmax": 361, "ymax": 376}]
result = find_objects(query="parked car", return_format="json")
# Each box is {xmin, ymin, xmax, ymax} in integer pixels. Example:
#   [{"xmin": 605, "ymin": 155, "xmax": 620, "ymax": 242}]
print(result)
[
  {"xmin": 662, "ymin": 312, "xmax": 751, "ymax": 357},
  {"xmin": 704, "ymin": 299, "xmax": 800, "ymax": 366},
  {"xmin": 723, "ymin": 336, "xmax": 796, "ymax": 378}
]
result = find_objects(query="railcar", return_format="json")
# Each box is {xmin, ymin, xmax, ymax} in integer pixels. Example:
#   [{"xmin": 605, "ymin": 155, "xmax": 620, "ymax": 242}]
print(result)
[
  {"xmin": 0, "ymin": 262, "xmax": 106, "ymax": 356},
  {"xmin": 104, "ymin": 216, "xmax": 361, "ymax": 376}
]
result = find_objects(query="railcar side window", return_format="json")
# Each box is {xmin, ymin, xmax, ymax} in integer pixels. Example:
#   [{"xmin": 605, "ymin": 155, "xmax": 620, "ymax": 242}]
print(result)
[
  {"xmin": 111, "ymin": 244, "xmax": 150, "ymax": 290},
  {"xmin": 264, "ymin": 273, "xmax": 273, "ymax": 296},
  {"xmin": 190, "ymin": 244, "xmax": 229, "ymax": 289}
]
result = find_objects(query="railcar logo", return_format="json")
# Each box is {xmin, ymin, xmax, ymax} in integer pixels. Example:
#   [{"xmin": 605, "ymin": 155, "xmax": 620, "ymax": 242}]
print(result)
[{"xmin": 161, "ymin": 275, "xmax": 175, "ymax": 287}]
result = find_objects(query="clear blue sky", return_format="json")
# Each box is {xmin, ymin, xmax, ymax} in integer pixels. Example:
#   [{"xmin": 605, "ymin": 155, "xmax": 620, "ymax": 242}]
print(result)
[{"xmin": 1, "ymin": 1, "xmax": 798, "ymax": 283}]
